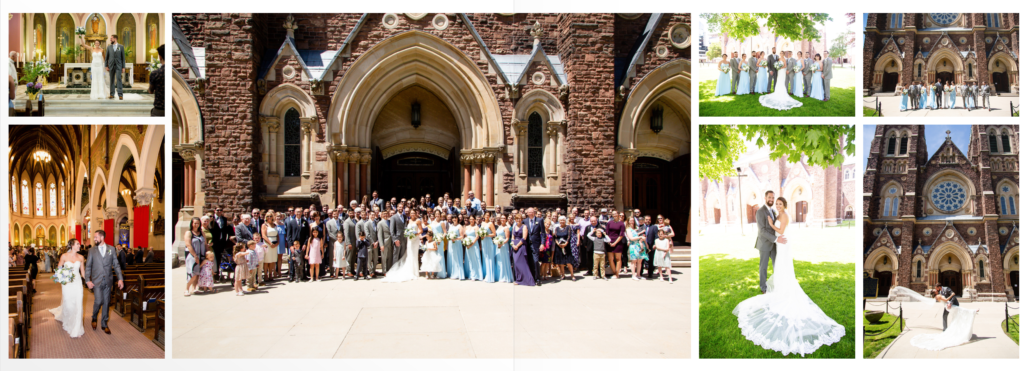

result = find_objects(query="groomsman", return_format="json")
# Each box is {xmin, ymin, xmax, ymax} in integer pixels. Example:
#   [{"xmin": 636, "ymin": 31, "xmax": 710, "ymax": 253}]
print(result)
[
  {"xmin": 822, "ymin": 51, "xmax": 833, "ymax": 101},
  {"xmin": 908, "ymin": 82, "xmax": 918, "ymax": 110},
  {"xmin": 961, "ymin": 82, "xmax": 970, "ymax": 111},
  {"xmin": 802, "ymin": 52, "xmax": 812, "ymax": 97},
  {"xmin": 360, "ymin": 210, "xmax": 379, "ymax": 277},
  {"xmin": 377, "ymin": 209, "xmax": 394, "ymax": 272},
  {"xmin": 980, "ymin": 81, "xmax": 991, "ymax": 111},
  {"xmin": 729, "ymin": 52, "xmax": 740, "ymax": 94},
  {"xmin": 390, "ymin": 205, "xmax": 407, "ymax": 262},
  {"xmin": 344, "ymin": 209, "xmax": 359, "ymax": 277},
  {"xmin": 525, "ymin": 208, "xmax": 546, "ymax": 286},
  {"xmin": 324, "ymin": 210, "xmax": 341, "ymax": 278},
  {"xmin": 933, "ymin": 80, "xmax": 944, "ymax": 109},
  {"xmin": 785, "ymin": 51, "xmax": 796, "ymax": 95},
  {"xmin": 765, "ymin": 47, "xmax": 778, "ymax": 92},
  {"xmin": 747, "ymin": 53, "xmax": 757, "ymax": 92}
]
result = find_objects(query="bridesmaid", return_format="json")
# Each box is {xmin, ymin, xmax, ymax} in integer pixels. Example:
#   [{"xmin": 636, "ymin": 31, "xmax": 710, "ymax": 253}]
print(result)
[
  {"xmin": 755, "ymin": 52, "xmax": 769, "ymax": 94},
  {"xmin": 511, "ymin": 213, "xmax": 535, "ymax": 286},
  {"xmin": 464, "ymin": 216, "xmax": 484, "ymax": 281},
  {"xmin": 430, "ymin": 210, "xmax": 448, "ymax": 279},
  {"xmin": 809, "ymin": 54, "xmax": 825, "ymax": 101},
  {"xmin": 792, "ymin": 53, "xmax": 804, "ymax": 98},
  {"xmin": 736, "ymin": 53, "xmax": 751, "ymax": 95},
  {"xmin": 447, "ymin": 215, "xmax": 466, "ymax": 280},
  {"xmin": 715, "ymin": 53, "xmax": 732, "ymax": 96},
  {"xmin": 927, "ymin": 83, "xmax": 937, "ymax": 109},
  {"xmin": 949, "ymin": 83, "xmax": 957, "ymax": 109},
  {"xmin": 480, "ymin": 212, "xmax": 498, "ymax": 283},
  {"xmin": 493, "ymin": 214, "xmax": 513, "ymax": 283},
  {"xmin": 899, "ymin": 85, "xmax": 909, "ymax": 111}
]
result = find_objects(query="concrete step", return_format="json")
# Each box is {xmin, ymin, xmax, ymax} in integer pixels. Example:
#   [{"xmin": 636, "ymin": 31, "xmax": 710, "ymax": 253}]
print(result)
[{"xmin": 44, "ymin": 99, "xmax": 154, "ymax": 117}]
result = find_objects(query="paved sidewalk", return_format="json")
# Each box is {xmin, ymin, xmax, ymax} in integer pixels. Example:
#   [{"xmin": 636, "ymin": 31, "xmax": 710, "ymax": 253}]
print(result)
[
  {"xmin": 877, "ymin": 302, "xmax": 1019, "ymax": 359},
  {"xmin": 171, "ymin": 265, "xmax": 689, "ymax": 359},
  {"xmin": 868, "ymin": 95, "xmax": 1019, "ymax": 117}
]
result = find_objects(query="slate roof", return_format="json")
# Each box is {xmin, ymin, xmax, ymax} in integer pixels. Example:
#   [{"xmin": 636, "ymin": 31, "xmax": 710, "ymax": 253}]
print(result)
[{"xmin": 173, "ymin": 20, "xmax": 203, "ymax": 79}]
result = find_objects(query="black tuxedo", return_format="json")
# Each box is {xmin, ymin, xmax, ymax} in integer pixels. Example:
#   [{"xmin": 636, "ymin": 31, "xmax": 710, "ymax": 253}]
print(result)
[
  {"xmin": 210, "ymin": 215, "xmax": 233, "ymax": 272},
  {"xmin": 525, "ymin": 216, "xmax": 546, "ymax": 283},
  {"xmin": 939, "ymin": 286, "xmax": 959, "ymax": 330},
  {"xmin": 298, "ymin": 218, "xmax": 311, "ymax": 279},
  {"xmin": 642, "ymin": 224, "xmax": 660, "ymax": 277},
  {"xmin": 933, "ymin": 82, "xmax": 944, "ymax": 108}
]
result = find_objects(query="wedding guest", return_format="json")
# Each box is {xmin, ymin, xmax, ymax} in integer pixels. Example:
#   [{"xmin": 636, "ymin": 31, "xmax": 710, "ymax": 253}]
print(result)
[
  {"xmin": 540, "ymin": 218, "xmax": 554, "ymax": 280},
  {"xmin": 343, "ymin": 209, "xmax": 358, "ymax": 277},
  {"xmin": 625, "ymin": 217, "xmax": 648, "ymax": 281},
  {"xmin": 199, "ymin": 251, "xmax": 215, "ymax": 292},
  {"xmin": 587, "ymin": 227, "xmax": 611, "ymax": 280},
  {"xmin": 606, "ymin": 211, "xmax": 626, "ymax": 279},
  {"xmin": 184, "ymin": 217, "xmax": 205, "ymax": 296},
  {"xmin": 480, "ymin": 212, "xmax": 497, "ymax": 282},
  {"xmin": 736, "ymin": 53, "xmax": 751, "ymax": 95},
  {"xmin": 654, "ymin": 230, "xmax": 674, "ymax": 283},
  {"xmin": 246, "ymin": 240, "xmax": 260, "ymax": 291},
  {"xmin": 643, "ymin": 215, "xmax": 660, "ymax": 279},
  {"xmin": 354, "ymin": 231, "xmax": 371, "ymax": 280},
  {"xmin": 288, "ymin": 240, "xmax": 303, "ymax": 283},
  {"xmin": 448, "ymin": 214, "xmax": 467, "ymax": 280},
  {"xmin": 511, "ymin": 213, "xmax": 536, "ymax": 286},
  {"xmin": 553, "ymin": 216, "xmax": 575, "ymax": 282},
  {"xmin": 465, "ymin": 215, "xmax": 484, "ymax": 280},
  {"xmin": 306, "ymin": 224, "xmax": 324, "ymax": 282},
  {"xmin": 980, "ymin": 81, "xmax": 991, "ymax": 111},
  {"xmin": 262, "ymin": 211, "xmax": 278, "ymax": 282},
  {"xmin": 232, "ymin": 243, "xmax": 248, "ymax": 296},
  {"xmin": 149, "ymin": 44, "xmax": 165, "ymax": 116},
  {"xmin": 252, "ymin": 234, "xmax": 267, "ymax": 288},
  {"xmin": 715, "ymin": 54, "xmax": 731, "ymax": 96},
  {"xmin": 420, "ymin": 232, "xmax": 442, "ymax": 279},
  {"xmin": 275, "ymin": 212, "xmax": 288, "ymax": 278},
  {"xmin": 332, "ymin": 231, "xmax": 347, "ymax": 279}
]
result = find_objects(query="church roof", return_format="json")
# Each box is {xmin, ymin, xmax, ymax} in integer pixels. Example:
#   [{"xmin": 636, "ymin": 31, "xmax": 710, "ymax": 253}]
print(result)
[
  {"xmin": 492, "ymin": 45, "xmax": 567, "ymax": 86},
  {"xmin": 867, "ymin": 225, "xmax": 898, "ymax": 255},
  {"xmin": 1001, "ymin": 224, "xmax": 1018, "ymax": 254},
  {"xmin": 173, "ymin": 20, "xmax": 203, "ymax": 79},
  {"xmin": 920, "ymin": 245, "xmax": 933, "ymax": 254},
  {"xmin": 987, "ymin": 34, "xmax": 1019, "ymax": 59},
  {"xmin": 924, "ymin": 133, "xmax": 973, "ymax": 167},
  {"xmin": 616, "ymin": 14, "xmax": 664, "ymax": 90},
  {"xmin": 874, "ymin": 35, "xmax": 905, "ymax": 60},
  {"xmin": 967, "ymin": 244, "xmax": 987, "ymax": 254}
]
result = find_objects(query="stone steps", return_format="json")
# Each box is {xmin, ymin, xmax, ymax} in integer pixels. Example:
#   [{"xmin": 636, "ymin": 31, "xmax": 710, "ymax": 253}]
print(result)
[
  {"xmin": 44, "ymin": 99, "xmax": 155, "ymax": 117},
  {"xmin": 672, "ymin": 246, "xmax": 691, "ymax": 268}
]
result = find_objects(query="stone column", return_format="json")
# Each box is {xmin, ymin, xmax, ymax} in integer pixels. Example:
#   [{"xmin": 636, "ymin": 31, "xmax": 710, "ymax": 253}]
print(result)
[
  {"xmin": 484, "ymin": 150, "xmax": 496, "ymax": 207},
  {"xmin": 334, "ymin": 150, "xmax": 349, "ymax": 207},
  {"xmin": 359, "ymin": 151, "xmax": 371, "ymax": 202},
  {"xmin": 546, "ymin": 122, "xmax": 560, "ymax": 179},
  {"xmin": 301, "ymin": 121, "xmax": 313, "ymax": 177},
  {"xmin": 513, "ymin": 119, "xmax": 528, "ymax": 178},
  {"xmin": 622, "ymin": 152, "xmax": 637, "ymax": 209},
  {"xmin": 462, "ymin": 153, "xmax": 472, "ymax": 199},
  {"xmin": 180, "ymin": 149, "xmax": 197, "ymax": 207},
  {"xmin": 473, "ymin": 153, "xmax": 484, "ymax": 202}
]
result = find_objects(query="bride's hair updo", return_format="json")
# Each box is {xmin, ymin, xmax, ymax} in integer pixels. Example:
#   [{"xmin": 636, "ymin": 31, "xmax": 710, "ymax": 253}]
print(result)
[
  {"xmin": 775, "ymin": 197, "xmax": 788, "ymax": 209},
  {"xmin": 65, "ymin": 238, "xmax": 80, "ymax": 254}
]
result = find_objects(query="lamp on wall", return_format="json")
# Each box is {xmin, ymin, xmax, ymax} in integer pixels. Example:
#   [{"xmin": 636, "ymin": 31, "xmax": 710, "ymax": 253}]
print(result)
[
  {"xmin": 649, "ymin": 105, "xmax": 664, "ymax": 134},
  {"xmin": 411, "ymin": 101, "xmax": 421, "ymax": 129}
]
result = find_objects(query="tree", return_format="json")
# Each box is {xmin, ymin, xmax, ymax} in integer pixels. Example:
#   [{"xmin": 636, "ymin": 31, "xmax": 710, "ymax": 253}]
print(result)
[
  {"xmin": 830, "ymin": 31, "xmax": 852, "ymax": 67},
  {"xmin": 707, "ymin": 42, "xmax": 722, "ymax": 60},
  {"xmin": 700, "ymin": 13, "xmax": 832, "ymax": 42},
  {"xmin": 700, "ymin": 125, "xmax": 856, "ymax": 181}
]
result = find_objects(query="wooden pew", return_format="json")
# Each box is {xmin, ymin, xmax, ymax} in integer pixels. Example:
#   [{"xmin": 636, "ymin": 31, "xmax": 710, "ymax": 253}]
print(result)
[
  {"xmin": 8, "ymin": 293, "xmax": 26, "ymax": 358},
  {"xmin": 129, "ymin": 275, "xmax": 165, "ymax": 332},
  {"xmin": 8, "ymin": 316, "xmax": 21, "ymax": 359},
  {"xmin": 152, "ymin": 300, "xmax": 165, "ymax": 349},
  {"xmin": 114, "ymin": 273, "xmax": 163, "ymax": 316},
  {"xmin": 8, "ymin": 282, "xmax": 31, "ymax": 330}
]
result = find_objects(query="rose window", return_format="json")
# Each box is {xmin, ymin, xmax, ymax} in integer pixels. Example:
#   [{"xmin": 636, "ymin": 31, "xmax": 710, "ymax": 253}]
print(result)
[{"xmin": 930, "ymin": 181, "xmax": 967, "ymax": 212}]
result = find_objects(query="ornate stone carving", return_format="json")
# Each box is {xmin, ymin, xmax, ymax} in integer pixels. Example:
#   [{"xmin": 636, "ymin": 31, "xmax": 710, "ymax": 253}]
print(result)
[
  {"xmin": 506, "ymin": 84, "xmax": 520, "ymax": 100},
  {"xmin": 309, "ymin": 79, "xmax": 324, "ymax": 96},
  {"xmin": 532, "ymin": 71, "xmax": 546, "ymax": 85},
  {"xmin": 546, "ymin": 122, "xmax": 560, "ymax": 137},
  {"xmin": 432, "ymin": 14, "xmax": 449, "ymax": 30},
  {"xmin": 382, "ymin": 14, "xmax": 400, "ymax": 29},
  {"xmin": 334, "ymin": 150, "xmax": 349, "ymax": 163},
  {"xmin": 134, "ymin": 188, "xmax": 155, "ymax": 206},
  {"xmin": 513, "ymin": 118, "xmax": 527, "ymax": 137},
  {"xmin": 194, "ymin": 77, "xmax": 207, "ymax": 95},
  {"xmin": 669, "ymin": 23, "xmax": 691, "ymax": 49},
  {"xmin": 360, "ymin": 153, "xmax": 372, "ymax": 164},
  {"xmin": 558, "ymin": 84, "xmax": 570, "ymax": 100},
  {"xmin": 260, "ymin": 115, "xmax": 281, "ymax": 132},
  {"xmin": 105, "ymin": 208, "xmax": 120, "ymax": 220},
  {"xmin": 301, "ymin": 121, "xmax": 313, "ymax": 135},
  {"xmin": 530, "ymin": 21, "xmax": 544, "ymax": 41},
  {"xmin": 283, "ymin": 14, "xmax": 298, "ymax": 34},
  {"xmin": 179, "ymin": 148, "xmax": 197, "ymax": 162},
  {"xmin": 256, "ymin": 79, "xmax": 267, "ymax": 95}
]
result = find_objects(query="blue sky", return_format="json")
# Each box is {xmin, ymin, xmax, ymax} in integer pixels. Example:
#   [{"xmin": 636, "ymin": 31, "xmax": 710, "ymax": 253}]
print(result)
[{"xmin": 863, "ymin": 125, "xmax": 972, "ymax": 170}]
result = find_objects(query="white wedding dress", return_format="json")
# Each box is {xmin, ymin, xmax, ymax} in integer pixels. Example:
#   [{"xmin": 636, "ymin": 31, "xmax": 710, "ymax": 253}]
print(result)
[
  {"xmin": 48, "ymin": 261, "xmax": 85, "ymax": 338},
  {"xmin": 758, "ymin": 75, "xmax": 803, "ymax": 111},
  {"xmin": 733, "ymin": 227, "xmax": 845, "ymax": 356},
  {"xmin": 382, "ymin": 223, "xmax": 421, "ymax": 283},
  {"xmin": 888, "ymin": 286, "xmax": 979, "ymax": 351},
  {"xmin": 89, "ymin": 51, "xmax": 111, "ymax": 100}
]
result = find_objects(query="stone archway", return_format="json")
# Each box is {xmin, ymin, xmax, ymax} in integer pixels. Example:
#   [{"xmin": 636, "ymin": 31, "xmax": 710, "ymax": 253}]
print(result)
[
  {"xmin": 926, "ymin": 48, "xmax": 964, "ymax": 84},
  {"xmin": 874, "ymin": 52, "xmax": 904, "ymax": 92},
  {"xmin": 928, "ymin": 242, "xmax": 975, "ymax": 292},
  {"xmin": 783, "ymin": 176, "xmax": 813, "ymax": 223},
  {"xmin": 987, "ymin": 52, "xmax": 1018, "ymax": 93}
]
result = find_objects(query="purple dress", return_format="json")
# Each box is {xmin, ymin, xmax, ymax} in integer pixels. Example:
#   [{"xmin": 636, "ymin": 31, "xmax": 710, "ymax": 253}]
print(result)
[{"xmin": 511, "ymin": 223, "xmax": 536, "ymax": 286}]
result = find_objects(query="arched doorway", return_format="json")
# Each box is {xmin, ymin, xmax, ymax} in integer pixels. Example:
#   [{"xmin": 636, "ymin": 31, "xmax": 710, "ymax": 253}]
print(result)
[
  {"xmin": 746, "ymin": 204, "xmax": 757, "ymax": 224},
  {"xmin": 882, "ymin": 72, "xmax": 899, "ymax": 92},
  {"xmin": 993, "ymin": 72, "xmax": 1010, "ymax": 93},
  {"xmin": 172, "ymin": 152, "xmax": 183, "ymax": 232},
  {"xmin": 632, "ymin": 156, "xmax": 685, "ymax": 227},
  {"xmin": 875, "ymin": 271, "xmax": 893, "ymax": 297},
  {"xmin": 936, "ymin": 71, "xmax": 954, "ymax": 84}
]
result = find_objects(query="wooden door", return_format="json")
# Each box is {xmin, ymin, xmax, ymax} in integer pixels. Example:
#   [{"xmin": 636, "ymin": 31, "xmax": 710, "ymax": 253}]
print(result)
[
  {"xmin": 875, "ymin": 271, "xmax": 892, "ymax": 297},
  {"xmin": 1010, "ymin": 271, "xmax": 1019, "ymax": 298},
  {"xmin": 714, "ymin": 208, "xmax": 721, "ymax": 224},
  {"xmin": 993, "ymin": 72, "xmax": 1010, "ymax": 93},
  {"xmin": 939, "ymin": 270, "xmax": 962, "ymax": 297},
  {"xmin": 882, "ymin": 72, "xmax": 899, "ymax": 92},
  {"xmin": 795, "ymin": 201, "xmax": 808, "ymax": 223},
  {"xmin": 378, "ymin": 153, "xmax": 451, "ymax": 202}
]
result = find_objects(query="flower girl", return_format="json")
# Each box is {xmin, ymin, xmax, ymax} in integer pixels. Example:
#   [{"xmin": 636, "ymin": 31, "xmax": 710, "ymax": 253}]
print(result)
[{"xmin": 420, "ymin": 232, "xmax": 443, "ymax": 278}]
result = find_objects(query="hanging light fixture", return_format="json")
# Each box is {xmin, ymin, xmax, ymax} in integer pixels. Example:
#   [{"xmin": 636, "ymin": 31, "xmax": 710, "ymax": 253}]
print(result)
[
  {"xmin": 411, "ymin": 101, "xmax": 421, "ymax": 129},
  {"xmin": 32, "ymin": 127, "xmax": 51, "ymax": 163},
  {"xmin": 649, "ymin": 105, "xmax": 664, "ymax": 134}
]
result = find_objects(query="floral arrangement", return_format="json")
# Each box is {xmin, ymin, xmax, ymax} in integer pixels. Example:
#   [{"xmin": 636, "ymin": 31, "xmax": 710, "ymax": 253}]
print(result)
[
  {"xmin": 720, "ymin": 65, "xmax": 730, "ymax": 74},
  {"xmin": 493, "ymin": 236, "xmax": 506, "ymax": 247},
  {"xmin": 75, "ymin": 27, "xmax": 86, "ymax": 36},
  {"xmin": 792, "ymin": 64, "xmax": 800, "ymax": 73},
  {"xmin": 146, "ymin": 59, "xmax": 162, "ymax": 73},
  {"xmin": 740, "ymin": 63, "xmax": 749, "ymax": 72},
  {"xmin": 51, "ymin": 265, "xmax": 76, "ymax": 285},
  {"xmin": 20, "ymin": 60, "xmax": 52, "ymax": 84},
  {"xmin": 774, "ymin": 61, "xmax": 784, "ymax": 70},
  {"xmin": 945, "ymin": 86, "xmax": 952, "ymax": 92},
  {"xmin": 404, "ymin": 226, "xmax": 419, "ymax": 240},
  {"xmin": 25, "ymin": 81, "xmax": 44, "ymax": 96},
  {"xmin": 433, "ymin": 231, "xmax": 447, "ymax": 243}
]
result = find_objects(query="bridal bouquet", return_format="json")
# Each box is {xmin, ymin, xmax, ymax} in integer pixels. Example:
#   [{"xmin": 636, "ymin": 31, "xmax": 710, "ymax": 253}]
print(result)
[
  {"xmin": 944, "ymin": 86, "xmax": 952, "ymax": 92},
  {"xmin": 774, "ymin": 61, "xmax": 783, "ymax": 70},
  {"xmin": 404, "ymin": 228, "xmax": 419, "ymax": 240},
  {"xmin": 75, "ymin": 27, "xmax": 86, "ymax": 36},
  {"xmin": 51, "ymin": 266, "xmax": 76, "ymax": 285}
]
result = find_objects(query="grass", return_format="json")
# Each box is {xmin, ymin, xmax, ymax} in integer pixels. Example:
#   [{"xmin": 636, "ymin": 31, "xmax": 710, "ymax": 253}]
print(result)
[
  {"xmin": 863, "ymin": 310, "xmax": 905, "ymax": 359},
  {"xmin": 1002, "ymin": 314, "xmax": 1019, "ymax": 345},
  {"xmin": 699, "ymin": 254, "xmax": 856, "ymax": 358},
  {"xmin": 827, "ymin": 220, "xmax": 857, "ymax": 228},
  {"xmin": 863, "ymin": 107, "xmax": 879, "ymax": 117},
  {"xmin": 699, "ymin": 81, "xmax": 855, "ymax": 116}
]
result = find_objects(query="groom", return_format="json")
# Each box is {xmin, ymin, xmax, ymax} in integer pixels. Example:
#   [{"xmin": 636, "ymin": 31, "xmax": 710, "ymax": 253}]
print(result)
[
  {"xmin": 105, "ymin": 34, "xmax": 126, "ymax": 100},
  {"xmin": 84, "ymin": 230, "xmax": 123, "ymax": 334},
  {"xmin": 767, "ymin": 47, "xmax": 779, "ymax": 93},
  {"xmin": 934, "ymin": 284, "xmax": 959, "ymax": 331},
  {"xmin": 755, "ymin": 191, "xmax": 787, "ymax": 294}
]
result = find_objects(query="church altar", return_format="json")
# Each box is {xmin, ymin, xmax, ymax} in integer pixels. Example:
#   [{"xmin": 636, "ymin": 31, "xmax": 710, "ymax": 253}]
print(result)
[{"xmin": 63, "ymin": 63, "xmax": 134, "ymax": 88}]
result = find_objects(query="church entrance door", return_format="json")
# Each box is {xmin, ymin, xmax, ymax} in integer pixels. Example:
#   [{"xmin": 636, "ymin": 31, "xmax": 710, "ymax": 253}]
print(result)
[
  {"xmin": 376, "ymin": 152, "xmax": 453, "ymax": 202},
  {"xmin": 714, "ymin": 208, "xmax": 721, "ymax": 224},
  {"xmin": 632, "ymin": 156, "xmax": 687, "ymax": 242},
  {"xmin": 795, "ymin": 201, "xmax": 808, "ymax": 223},
  {"xmin": 882, "ymin": 72, "xmax": 899, "ymax": 92},
  {"xmin": 936, "ymin": 72, "xmax": 954, "ymax": 85},
  {"xmin": 875, "ymin": 271, "xmax": 892, "ymax": 297},
  {"xmin": 993, "ymin": 72, "xmax": 1010, "ymax": 93},
  {"xmin": 1010, "ymin": 271, "xmax": 1019, "ymax": 298},
  {"xmin": 939, "ymin": 270, "xmax": 962, "ymax": 297}
]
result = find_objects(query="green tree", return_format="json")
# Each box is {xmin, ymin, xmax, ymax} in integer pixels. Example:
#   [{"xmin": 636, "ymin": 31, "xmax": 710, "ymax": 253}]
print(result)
[
  {"xmin": 830, "ymin": 30, "xmax": 852, "ymax": 67},
  {"xmin": 707, "ymin": 42, "xmax": 723, "ymax": 60},
  {"xmin": 700, "ymin": 125, "xmax": 855, "ymax": 181},
  {"xmin": 701, "ymin": 13, "xmax": 832, "ymax": 42}
]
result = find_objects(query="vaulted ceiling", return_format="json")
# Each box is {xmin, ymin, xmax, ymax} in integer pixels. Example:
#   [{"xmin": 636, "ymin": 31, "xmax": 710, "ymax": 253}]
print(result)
[{"xmin": 9, "ymin": 125, "xmax": 83, "ymax": 188}]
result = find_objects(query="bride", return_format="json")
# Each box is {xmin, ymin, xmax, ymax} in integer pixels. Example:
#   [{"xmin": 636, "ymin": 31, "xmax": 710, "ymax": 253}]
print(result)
[
  {"xmin": 758, "ymin": 53, "xmax": 803, "ymax": 111},
  {"xmin": 382, "ymin": 210, "xmax": 424, "ymax": 283},
  {"xmin": 49, "ymin": 238, "xmax": 86, "ymax": 338},
  {"xmin": 732, "ymin": 197, "xmax": 845, "ymax": 356},
  {"xmin": 81, "ymin": 39, "xmax": 110, "ymax": 100},
  {"xmin": 887, "ymin": 286, "xmax": 980, "ymax": 351}
]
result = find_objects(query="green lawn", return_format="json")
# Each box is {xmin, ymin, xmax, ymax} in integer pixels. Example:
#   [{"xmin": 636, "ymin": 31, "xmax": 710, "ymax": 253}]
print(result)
[
  {"xmin": 827, "ymin": 220, "xmax": 857, "ymax": 228},
  {"xmin": 863, "ymin": 310, "xmax": 905, "ymax": 359},
  {"xmin": 699, "ymin": 254, "xmax": 856, "ymax": 358},
  {"xmin": 1002, "ymin": 314, "xmax": 1019, "ymax": 345},
  {"xmin": 698, "ymin": 66, "xmax": 856, "ymax": 117},
  {"xmin": 863, "ymin": 107, "xmax": 879, "ymax": 117}
]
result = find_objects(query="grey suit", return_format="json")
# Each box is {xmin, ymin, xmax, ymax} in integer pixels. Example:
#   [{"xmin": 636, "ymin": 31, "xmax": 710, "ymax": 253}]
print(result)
[
  {"xmin": 747, "ymin": 56, "xmax": 758, "ymax": 91},
  {"xmin": 786, "ymin": 57, "xmax": 796, "ymax": 94},
  {"xmin": 767, "ymin": 53, "xmax": 779, "ymax": 92},
  {"xmin": 84, "ymin": 243, "xmax": 124, "ymax": 329},
  {"xmin": 729, "ymin": 57, "xmax": 740, "ymax": 93},
  {"xmin": 754, "ymin": 205, "xmax": 778, "ymax": 293},
  {"xmin": 360, "ymin": 219, "xmax": 378, "ymax": 273},
  {"xmin": 961, "ymin": 85, "xmax": 970, "ymax": 110},
  {"xmin": 822, "ymin": 58, "xmax": 833, "ymax": 100},
  {"xmin": 105, "ymin": 43, "xmax": 126, "ymax": 97},
  {"xmin": 390, "ymin": 213, "xmax": 407, "ymax": 261},
  {"xmin": 802, "ymin": 58, "xmax": 812, "ymax": 96},
  {"xmin": 377, "ymin": 219, "xmax": 394, "ymax": 270},
  {"xmin": 343, "ymin": 218, "xmax": 358, "ymax": 273},
  {"xmin": 980, "ymin": 84, "xmax": 991, "ymax": 109}
]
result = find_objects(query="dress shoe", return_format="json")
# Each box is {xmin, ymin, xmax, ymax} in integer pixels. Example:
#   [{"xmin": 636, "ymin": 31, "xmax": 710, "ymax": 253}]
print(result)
[
  {"xmin": 119, "ymin": 96, "xmax": 123, "ymax": 100},
  {"xmin": 108, "ymin": 96, "xmax": 114, "ymax": 99},
  {"xmin": 103, "ymin": 327, "xmax": 111, "ymax": 334},
  {"xmin": 92, "ymin": 320, "xmax": 98, "ymax": 329}
]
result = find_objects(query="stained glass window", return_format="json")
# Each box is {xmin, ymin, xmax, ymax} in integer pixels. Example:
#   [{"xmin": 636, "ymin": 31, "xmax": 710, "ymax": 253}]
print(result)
[
  {"xmin": 11, "ymin": 177, "xmax": 17, "ymax": 214},
  {"xmin": 284, "ymin": 108, "xmax": 301, "ymax": 177},
  {"xmin": 899, "ymin": 135, "xmax": 908, "ymax": 155},
  {"xmin": 886, "ymin": 135, "xmax": 897, "ymax": 155},
  {"xmin": 916, "ymin": 260, "xmax": 922, "ymax": 278},
  {"xmin": 883, "ymin": 198, "xmax": 891, "ymax": 216},
  {"xmin": 1001, "ymin": 131, "xmax": 1012, "ymax": 153},
  {"xmin": 49, "ymin": 183, "xmax": 56, "ymax": 216},
  {"xmin": 979, "ymin": 260, "xmax": 985, "ymax": 278},
  {"xmin": 35, "ymin": 182, "xmax": 43, "ymax": 216},
  {"xmin": 930, "ymin": 13, "xmax": 958, "ymax": 26},
  {"xmin": 60, "ymin": 181, "xmax": 65, "ymax": 215},
  {"xmin": 1000, "ymin": 196, "xmax": 1008, "ymax": 215},
  {"xmin": 989, "ymin": 131, "xmax": 999, "ymax": 152},
  {"xmin": 1011, "ymin": 196, "xmax": 1017, "ymax": 215},
  {"xmin": 527, "ymin": 112, "xmax": 544, "ymax": 178},
  {"xmin": 21, "ymin": 180, "xmax": 29, "ymax": 215},
  {"xmin": 986, "ymin": 13, "xmax": 1000, "ymax": 28},
  {"xmin": 891, "ymin": 198, "xmax": 900, "ymax": 217},
  {"xmin": 930, "ymin": 181, "xmax": 967, "ymax": 212}
]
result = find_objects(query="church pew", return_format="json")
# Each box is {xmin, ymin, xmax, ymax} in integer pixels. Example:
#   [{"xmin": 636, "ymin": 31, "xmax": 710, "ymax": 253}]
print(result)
[
  {"xmin": 152, "ymin": 300, "xmax": 165, "ymax": 349},
  {"xmin": 8, "ymin": 283, "xmax": 31, "ymax": 329},
  {"xmin": 8, "ymin": 293, "xmax": 26, "ymax": 357},
  {"xmin": 114, "ymin": 273, "xmax": 163, "ymax": 317},
  {"xmin": 129, "ymin": 275, "xmax": 165, "ymax": 332},
  {"xmin": 8, "ymin": 316, "xmax": 21, "ymax": 359}
]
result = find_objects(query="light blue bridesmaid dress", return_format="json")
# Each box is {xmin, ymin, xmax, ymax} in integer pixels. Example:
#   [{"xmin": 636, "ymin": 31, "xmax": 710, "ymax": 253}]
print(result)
[
  {"xmin": 900, "ymin": 91, "xmax": 908, "ymax": 111},
  {"xmin": 715, "ymin": 62, "xmax": 732, "ymax": 96},
  {"xmin": 431, "ymin": 221, "xmax": 447, "ymax": 279},
  {"xmin": 792, "ymin": 60, "xmax": 804, "ymax": 98},
  {"xmin": 494, "ymin": 227, "xmax": 513, "ymax": 283},
  {"xmin": 967, "ymin": 92, "xmax": 975, "ymax": 109},
  {"xmin": 928, "ymin": 88, "xmax": 937, "ymax": 109},
  {"xmin": 480, "ymin": 224, "xmax": 497, "ymax": 282},
  {"xmin": 919, "ymin": 87, "xmax": 927, "ymax": 109},
  {"xmin": 736, "ymin": 64, "xmax": 751, "ymax": 95},
  {"xmin": 464, "ymin": 227, "xmax": 484, "ymax": 281},
  {"xmin": 447, "ymin": 225, "xmax": 466, "ymax": 280},
  {"xmin": 949, "ymin": 89, "xmax": 957, "ymax": 109},
  {"xmin": 809, "ymin": 63, "xmax": 824, "ymax": 100},
  {"xmin": 755, "ymin": 64, "xmax": 768, "ymax": 93}
]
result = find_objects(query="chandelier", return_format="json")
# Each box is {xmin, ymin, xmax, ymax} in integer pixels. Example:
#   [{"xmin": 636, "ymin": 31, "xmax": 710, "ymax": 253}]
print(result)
[{"xmin": 32, "ymin": 128, "xmax": 51, "ymax": 163}]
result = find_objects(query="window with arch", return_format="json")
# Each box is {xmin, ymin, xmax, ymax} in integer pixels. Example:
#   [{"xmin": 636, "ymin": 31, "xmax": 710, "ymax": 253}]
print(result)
[
  {"xmin": 11, "ymin": 177, "xmax": 17, "ymax": 214},
  {"xmin": 21, "ymin": 180, "xmax": 29, "ymax": 215},
  {"xmin": 886, "ymin": 133, "xmax": 897, "ymax": 155},
  {"xmin": 1001, "ymin": 130, "xmax": 1013, "ymax": 154},
  {"xmin": 882, "ymin": 184, "xmax": 902, "ymax": 218},
  {"xmin": 968, "ymin": 63, "xmax": 973, "ymax": 78},
  {"xmin": 60, "ymin": 181, "xmax": 65, "ymax": 215},
  {"xmin": 989, "ymin": 129, "xmax": 1000, "ymax": 152},
  {"xmin": 916, "ymin": 260, "xmax": 922, "ymax": 278},
  {"xmin": 998, "ymin": 183, "xmax": 1017, "ymax": 215},
  {"xmin": 527, "ymin": 112, "xmax": 544, "ymax": 178},
  {"xmin": 49, "ymin": 182, "xmax": 56, "ymax": 216},
  {"xmin": 987, "ymin": 13, "xmax": 1001, "ymax": 28},
  {"xmin": 283, "ymin": 108, "xmax": 302, "ymax": 177},
  {"xmin": 889, "ymin": 14, "xmax": 903, "ymax": 29},
  {"xmin": 917, "ymin": 64, "xmax": 922, "ymax": 78},
  {"xmin": 899, "ymin": 133, "xmax": 908, "ymax": 155},
  {"xmin": 35, "ymin": 182, "xmax": 43, "ymax": 216}
]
